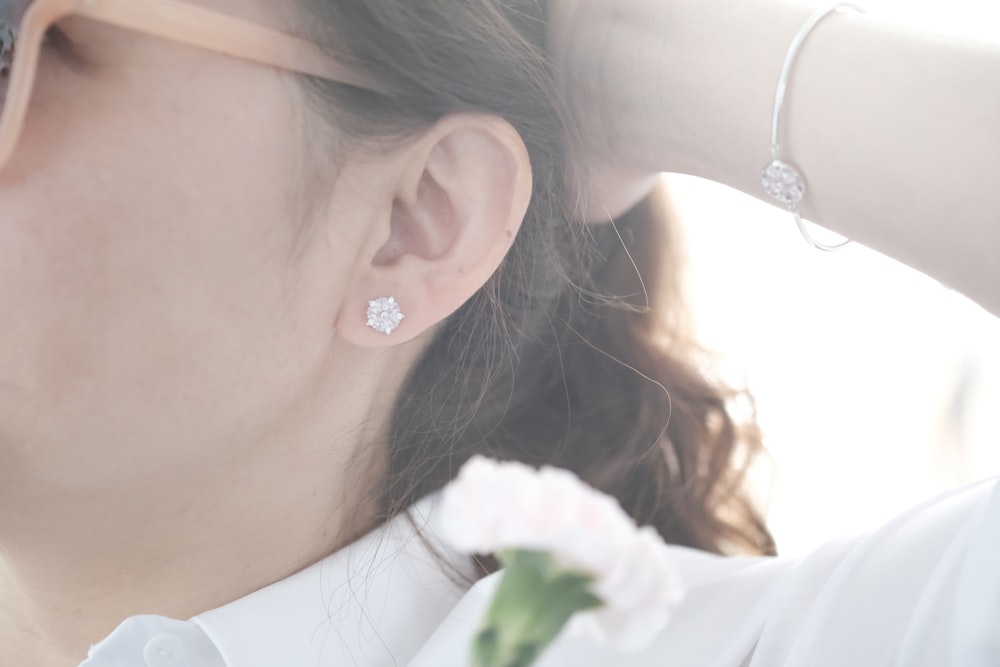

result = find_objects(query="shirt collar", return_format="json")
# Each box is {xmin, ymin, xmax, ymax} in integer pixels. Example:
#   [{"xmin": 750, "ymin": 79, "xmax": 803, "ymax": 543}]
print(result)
[{"xmin": 82, "ymin": 494, "xmax": 474, "ymax": 667}]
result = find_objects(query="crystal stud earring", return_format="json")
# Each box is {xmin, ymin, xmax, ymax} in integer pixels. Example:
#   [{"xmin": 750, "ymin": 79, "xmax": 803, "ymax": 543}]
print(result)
[{"xmin": 366, "ymin": 297, "xmax": 405, "ymax": 335}]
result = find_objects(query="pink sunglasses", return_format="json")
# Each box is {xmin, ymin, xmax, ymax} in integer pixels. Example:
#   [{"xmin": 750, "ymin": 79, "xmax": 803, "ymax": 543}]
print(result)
[{"xmin": 0, "ymin": 0, "xmax": 375, "ymax": 171}]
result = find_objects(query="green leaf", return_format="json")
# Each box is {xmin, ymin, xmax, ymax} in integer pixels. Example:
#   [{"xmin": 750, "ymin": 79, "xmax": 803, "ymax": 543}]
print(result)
[{"xmin": 471, "ymin": 550, "xmax": 604, "ymax": 667}]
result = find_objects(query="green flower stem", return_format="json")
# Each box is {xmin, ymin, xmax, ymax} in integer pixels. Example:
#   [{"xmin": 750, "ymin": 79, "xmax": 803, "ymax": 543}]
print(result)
[{"xmin": 472, "ymin": 550, "xmax": 603, "ymax": 667}]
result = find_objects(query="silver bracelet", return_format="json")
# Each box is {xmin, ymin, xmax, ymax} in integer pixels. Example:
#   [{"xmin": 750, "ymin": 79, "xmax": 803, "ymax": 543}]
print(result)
[{"xmin": 761, "ymin": 2, "xmax": 866, "ymax": 252}]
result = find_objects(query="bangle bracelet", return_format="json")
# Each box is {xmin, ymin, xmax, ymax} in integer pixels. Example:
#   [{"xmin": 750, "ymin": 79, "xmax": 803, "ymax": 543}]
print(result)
[{"xmin": 761, "ymin": 2, "xmax": 866, "ymax": 252}]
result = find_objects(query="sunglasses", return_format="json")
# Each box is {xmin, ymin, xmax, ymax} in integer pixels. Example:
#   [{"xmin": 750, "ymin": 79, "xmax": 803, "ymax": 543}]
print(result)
[{"xmin": 0, "ymin": 0, "xmax": 375, "ymax": 171}]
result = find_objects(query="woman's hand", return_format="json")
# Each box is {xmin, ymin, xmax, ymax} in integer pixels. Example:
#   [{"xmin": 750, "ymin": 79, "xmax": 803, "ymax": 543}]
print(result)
[{"xmin": 548, "ymin": 0, "xmax": 667, "ymax": 222}]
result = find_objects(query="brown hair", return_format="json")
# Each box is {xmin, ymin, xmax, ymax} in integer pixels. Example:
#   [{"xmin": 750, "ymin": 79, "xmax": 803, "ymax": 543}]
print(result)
[{"xmin": 294, "ymin": 0, "xmax": 775, "ymax": 559}]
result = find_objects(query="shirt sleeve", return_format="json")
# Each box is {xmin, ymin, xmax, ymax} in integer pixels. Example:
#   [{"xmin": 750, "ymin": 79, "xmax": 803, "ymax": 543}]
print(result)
[{"xmin": 406, "ymin": 476, "xmax": 1000, "ymax": 666}]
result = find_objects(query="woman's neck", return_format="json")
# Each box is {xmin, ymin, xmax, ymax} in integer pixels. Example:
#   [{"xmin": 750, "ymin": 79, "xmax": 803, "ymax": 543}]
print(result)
[
  {"xmin": 0, "ymin": 468, "xmax": 375, "ymax": 666},
  {"xmin": 0, "ymin": 363, "xmax": 393, "ymax": 666}
]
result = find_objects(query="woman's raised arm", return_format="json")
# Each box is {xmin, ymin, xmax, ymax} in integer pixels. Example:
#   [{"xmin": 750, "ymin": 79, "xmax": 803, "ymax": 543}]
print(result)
[{"xmin": 552, "ymin": 0, "xmax": 1000, "ymax": 316}]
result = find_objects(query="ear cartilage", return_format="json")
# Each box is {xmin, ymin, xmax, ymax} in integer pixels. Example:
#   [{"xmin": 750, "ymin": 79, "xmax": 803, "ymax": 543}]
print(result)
[{"xmin": 366, "ymin": 297, "xmax": 405, "ymax": 335}]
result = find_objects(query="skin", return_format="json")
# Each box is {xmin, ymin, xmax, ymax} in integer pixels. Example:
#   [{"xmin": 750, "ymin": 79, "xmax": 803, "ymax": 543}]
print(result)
[
  {"xmin": 552, "ymin": 0, "xmax": 1000, "ymax": 315},
  {"xmin": 0, "ymin": 0, "xmax": 532, "ymax": 663}
]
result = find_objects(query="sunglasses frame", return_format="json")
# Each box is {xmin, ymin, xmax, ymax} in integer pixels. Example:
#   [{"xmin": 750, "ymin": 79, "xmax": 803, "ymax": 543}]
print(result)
[{"xmin": 0, "ymin": 0, "xmax": 373, "ymax": 170}]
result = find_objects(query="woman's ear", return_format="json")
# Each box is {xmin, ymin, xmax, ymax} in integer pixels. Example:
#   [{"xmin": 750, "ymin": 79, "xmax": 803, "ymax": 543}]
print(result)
[{"xmin": 335, "ymin": 114, "xmax": 532, "ymax": 346}]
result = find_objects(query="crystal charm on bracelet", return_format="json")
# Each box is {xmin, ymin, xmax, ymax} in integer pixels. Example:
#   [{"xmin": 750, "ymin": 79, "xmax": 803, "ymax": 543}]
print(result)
[
  {"xmin": 761, "ymin": 160, "xmax": 806, "ymax": 206},
  {"xmin": 763, "ymin": 2, "xmax": 866, "ymax": 252}
]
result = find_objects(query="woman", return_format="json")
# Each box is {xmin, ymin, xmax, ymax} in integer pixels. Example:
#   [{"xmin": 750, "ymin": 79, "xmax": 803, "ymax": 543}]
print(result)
[{"xmin": 0, "ymin": 0, "xmax": 995, "ymax": 665}]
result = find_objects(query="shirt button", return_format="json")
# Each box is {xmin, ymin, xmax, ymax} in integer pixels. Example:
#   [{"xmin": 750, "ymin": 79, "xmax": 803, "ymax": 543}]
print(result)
[{"xmin": 143, "ymin": 634, "xmax": 186, "ymax": 667}]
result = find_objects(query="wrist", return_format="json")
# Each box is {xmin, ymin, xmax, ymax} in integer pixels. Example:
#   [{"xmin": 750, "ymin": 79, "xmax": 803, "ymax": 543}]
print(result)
[
  {"xmin": 559, "ymin": 0, "xmax": 827, "ymax": 171},
  {"xmin": 660, "ymin": 0, "xmax": 829, "ymax": 181}
]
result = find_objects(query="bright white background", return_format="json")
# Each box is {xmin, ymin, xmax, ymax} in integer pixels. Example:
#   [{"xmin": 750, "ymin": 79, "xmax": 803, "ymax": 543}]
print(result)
[{"xmin": 667, "ymin": 0, "xmax": 1000, "ymax": 556}]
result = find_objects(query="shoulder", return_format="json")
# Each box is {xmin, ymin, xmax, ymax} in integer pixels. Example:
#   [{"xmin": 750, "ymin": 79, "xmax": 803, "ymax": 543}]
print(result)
[{"xmin": 411, "ymin": 478, "xmax": 1000, "ymax": 666}]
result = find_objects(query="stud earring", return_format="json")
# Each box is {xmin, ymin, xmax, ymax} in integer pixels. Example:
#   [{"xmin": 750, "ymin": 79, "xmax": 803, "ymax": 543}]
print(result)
[{"xmin": 366, "ymin": 297, "xmax": 405, "ymax": 335}]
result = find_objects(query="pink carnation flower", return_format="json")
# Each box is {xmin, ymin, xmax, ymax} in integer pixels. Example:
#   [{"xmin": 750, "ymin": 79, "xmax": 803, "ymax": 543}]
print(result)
[{"xmin": 437, "ymin": 456, "xmax": 684, "ymax": 653}]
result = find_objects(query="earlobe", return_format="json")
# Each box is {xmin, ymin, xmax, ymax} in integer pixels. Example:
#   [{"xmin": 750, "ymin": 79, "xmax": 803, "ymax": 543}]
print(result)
[{"xmin": 337, "ymin": 114, "xmax": 532, "ymax": 348}]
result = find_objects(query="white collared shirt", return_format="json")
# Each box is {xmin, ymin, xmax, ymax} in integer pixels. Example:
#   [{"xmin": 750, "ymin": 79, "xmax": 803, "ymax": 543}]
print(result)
[
  {"xmin": 83, "ymin": 478, "xmax": 1000, "ymax": 666},
  {"xmin": 82, "ymin": 496, "xmax": 473, "ymax": 667}
]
